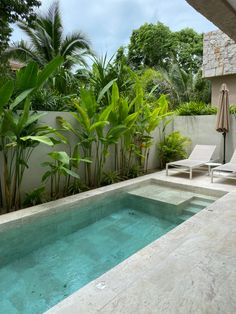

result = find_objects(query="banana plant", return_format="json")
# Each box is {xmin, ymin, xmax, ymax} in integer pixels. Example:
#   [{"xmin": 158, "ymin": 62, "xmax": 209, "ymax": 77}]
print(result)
[
  {"xmin": 57, "ymin": 88, "xmax": 109, "ymax": 187},
  {"xmin": 120, "ymin": 75, "xmax": 173, "ymax": 174},
  {"xmin": 0, "ymin": 56, "xmax": 64, "ymax": 212},
  {"xmin": 108, "ymin": 82, "xmax": 139, "ymax": 174},
  {"xmin": 42, "ymin": 151, "xmax": 90, "ymax": 199},
  {"xmin": 140, "ymin": 94, "xmax": 173, "ymax": 172}
]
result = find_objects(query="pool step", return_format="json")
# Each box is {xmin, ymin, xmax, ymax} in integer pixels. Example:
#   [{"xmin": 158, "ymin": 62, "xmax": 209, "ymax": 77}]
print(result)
[
  {"xmin": 184, "ymin": 206, "xmax": 202, "ymax": 215},
  {"xmin": 178, "ymin": 197, "xmax": 216, "ymax": 223},
  {"xmin": 178, "ymin": 210, "xmax": 193, "ymax": 223},
  {"xmin": 190, "ymin": 197, "xmax": 215, "ymax": 208}
]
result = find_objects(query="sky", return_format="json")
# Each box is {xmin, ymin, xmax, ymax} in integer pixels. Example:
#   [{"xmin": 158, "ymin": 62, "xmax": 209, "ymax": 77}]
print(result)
[{"xmin": 11, "ymin": 0, "xmax": 217, "ymax": 58}]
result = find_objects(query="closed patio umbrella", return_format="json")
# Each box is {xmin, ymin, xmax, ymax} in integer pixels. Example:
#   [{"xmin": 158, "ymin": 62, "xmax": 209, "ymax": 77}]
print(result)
[{"xmin": 216, "ymin": 83, "xmax": 230, "ymax": 164}]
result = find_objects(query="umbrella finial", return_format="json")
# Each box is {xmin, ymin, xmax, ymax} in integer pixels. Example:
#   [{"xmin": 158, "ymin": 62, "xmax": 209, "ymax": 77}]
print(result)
[{"xmin": 221, "ymin": 83, "xmax": 228, "ymax": 92}]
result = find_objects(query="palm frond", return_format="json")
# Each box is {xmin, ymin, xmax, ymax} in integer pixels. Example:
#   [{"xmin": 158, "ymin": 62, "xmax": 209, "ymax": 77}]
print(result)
[
  {"xmin": 60, "ymin": 32, "xmax": 91, "ymax": 56},
  {"xmin": 4, "ymin": 41, "xmax": 44, "ymax": 66}
]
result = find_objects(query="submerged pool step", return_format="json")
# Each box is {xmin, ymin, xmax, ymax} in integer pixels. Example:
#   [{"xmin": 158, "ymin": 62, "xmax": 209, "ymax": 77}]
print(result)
[
  {"xmin": 184, "ymin": 206, "xmax": 202, "ymax": 215},
  {"xmin": 177, "ymin": 211, "xmax": 193, "ymax": 223},
  {"xmin": 189, "ymin": 197, "xmax": 215, "ymax": 209}
]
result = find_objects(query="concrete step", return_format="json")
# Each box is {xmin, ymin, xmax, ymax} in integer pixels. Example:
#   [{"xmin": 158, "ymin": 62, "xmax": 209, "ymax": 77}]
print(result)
[
  {"xmin": 177, "ymin": 211, "xmax": 193, "ymax": 223},
  {"xmin": 190, "ymin": 197, "xmax": 214, "ymax": 208},
  {"xmin": 184, "ymin": 206, "xmax": 202, "ymax": 215}
]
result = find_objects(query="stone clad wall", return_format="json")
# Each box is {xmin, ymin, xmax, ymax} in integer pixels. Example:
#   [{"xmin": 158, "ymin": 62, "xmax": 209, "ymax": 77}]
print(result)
[{"xmin": 203, "ymin": 30, "xmax": 236, "ymax": 78}]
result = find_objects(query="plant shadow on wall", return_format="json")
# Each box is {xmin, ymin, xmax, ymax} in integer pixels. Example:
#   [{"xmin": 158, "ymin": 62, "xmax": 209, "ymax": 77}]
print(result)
[{"xmin": 0, "ymin": 56, "xmax": 64, "ymax": 213}]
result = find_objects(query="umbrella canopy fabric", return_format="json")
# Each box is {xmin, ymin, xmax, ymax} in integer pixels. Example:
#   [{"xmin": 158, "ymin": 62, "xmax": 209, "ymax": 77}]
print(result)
[{"xmin": 216, "ymin": 83, "xmax": 230, "ymax": 133}]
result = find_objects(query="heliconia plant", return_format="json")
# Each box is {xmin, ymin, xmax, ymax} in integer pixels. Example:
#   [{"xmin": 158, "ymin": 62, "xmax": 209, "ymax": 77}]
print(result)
[{"xmin": 0, "ymin": 56, "xmax": 64, "ymax": 212}]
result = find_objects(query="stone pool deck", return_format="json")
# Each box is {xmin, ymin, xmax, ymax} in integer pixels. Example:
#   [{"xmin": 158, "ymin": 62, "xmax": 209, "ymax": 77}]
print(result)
[{"xmin": 47, "ymin": 170, "xmax": 236, "ymax": 314}]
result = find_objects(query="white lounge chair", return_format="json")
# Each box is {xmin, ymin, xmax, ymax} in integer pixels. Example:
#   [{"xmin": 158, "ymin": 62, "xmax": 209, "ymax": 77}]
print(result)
[
  {"xmin": 166, "ymin": 145, "xmax": 216, "ymax": 179},
  {"xmin": 211, "ymin": 150, "xmax": 236, "ymax": 183}
]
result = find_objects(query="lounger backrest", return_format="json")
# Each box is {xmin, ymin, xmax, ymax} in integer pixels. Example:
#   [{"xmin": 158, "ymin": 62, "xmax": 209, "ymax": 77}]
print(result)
[
  {"xmin": 230, "ymin": 149, "xmax": 236, "ymax": 163},
  {"xmin": 189, "ymin": 145, "xmax": 216, "ymax": 161}
]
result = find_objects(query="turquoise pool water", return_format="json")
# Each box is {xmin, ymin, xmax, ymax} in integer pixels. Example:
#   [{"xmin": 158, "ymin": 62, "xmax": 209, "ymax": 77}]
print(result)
[{"xmin": 0, "ymin": 187, "xmax": 216, "ymax": 313}]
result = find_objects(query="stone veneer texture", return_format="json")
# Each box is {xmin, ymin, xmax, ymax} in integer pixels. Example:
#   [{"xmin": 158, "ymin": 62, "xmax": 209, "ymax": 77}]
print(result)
[{"xmin": 203, "ymin": 30, "xmax": 236, "ymax": 78}]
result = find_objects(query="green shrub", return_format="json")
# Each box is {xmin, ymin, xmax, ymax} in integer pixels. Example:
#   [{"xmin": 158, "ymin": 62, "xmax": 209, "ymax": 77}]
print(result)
[
  {"xmin": 23, "ymin": 187, "xmax": 45, "ymax": 207},
  {"xmin": 176, "ymin": 102, "xmax": 217, "ymax": 116},
  {"xmin": 158, "ymin": 131, "xmax": 191, "ymax": 168},
  {"xmin": 230, "ymin": 105, "xmax": 236, "ymax": 114},
  {"xmin": 31, "ymin": 89, "xmax": 71, "ymax": 111},
  {"xmin": 101, "ymin": 171, "xmax": 123, "ymax": 186}
]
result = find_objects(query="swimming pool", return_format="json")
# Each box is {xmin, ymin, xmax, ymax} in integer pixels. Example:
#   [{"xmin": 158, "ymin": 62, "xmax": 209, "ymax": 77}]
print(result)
[{"xmin": 0, "ymin": 180, "xmax": 221, "ymax": 313}]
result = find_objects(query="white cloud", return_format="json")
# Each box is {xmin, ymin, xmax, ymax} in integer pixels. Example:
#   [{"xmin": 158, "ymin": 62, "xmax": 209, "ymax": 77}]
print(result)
[{"xmin": 10, "ymin": 0, "xmax": 217, "ymax": 58}]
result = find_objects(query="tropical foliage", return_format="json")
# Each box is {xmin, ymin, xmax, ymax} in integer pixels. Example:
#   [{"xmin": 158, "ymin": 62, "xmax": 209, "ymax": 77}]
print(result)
[
  {"xmin": 0, "ymin": 56, "xmax": 63, "ymax": 212},
  {"xmin": 0, "ymin": 0, "xmax": 41, "ymax": 56},
  {"xmin": 176, "ymin": 102, "xmax": 217, "ymax": 115},
  {"xmin": 158, "ymin": 131, "xmax": 191, "ymax": 168},
  {"xmin": 5, "ymin": 1, "xmax": 91, "ymax": 69},
  {"xmin": 127, "ymin": 22, "xmax": 203, "ymax": 73},
  {"xmin": 0, "ymin": 3, "xmax": 213, "ymax": 213}
]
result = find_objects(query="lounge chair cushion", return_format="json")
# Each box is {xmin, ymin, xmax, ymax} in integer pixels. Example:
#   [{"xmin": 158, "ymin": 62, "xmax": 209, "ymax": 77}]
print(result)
[{"xmin": 168, "ymin": 159, "xmax": 206, "ymax": 168}]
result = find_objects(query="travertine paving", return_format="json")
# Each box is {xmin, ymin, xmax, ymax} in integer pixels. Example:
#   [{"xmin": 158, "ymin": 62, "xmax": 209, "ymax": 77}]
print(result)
[{"xmin": 46, "ymin": 170, "xmax": 236, "ymax": 314}]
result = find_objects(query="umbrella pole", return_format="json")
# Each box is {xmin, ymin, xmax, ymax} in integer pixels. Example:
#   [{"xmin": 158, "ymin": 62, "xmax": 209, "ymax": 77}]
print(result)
[{"xmin": 223, "ymin": 132, "xmax": 226, "ymax": 164}]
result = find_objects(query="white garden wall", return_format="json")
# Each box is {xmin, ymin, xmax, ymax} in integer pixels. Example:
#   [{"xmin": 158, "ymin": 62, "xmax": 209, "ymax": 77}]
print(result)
[
  {"xmin": 7, "ymin": 113, "xmax": 236, "ymax": 195},
  {"xmin": 173, "ymin": 115, "xmax": 236, "ymax": 162}
]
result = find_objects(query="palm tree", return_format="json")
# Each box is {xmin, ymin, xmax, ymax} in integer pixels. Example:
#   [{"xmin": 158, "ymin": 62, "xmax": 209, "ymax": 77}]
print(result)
[
  {"xmin": 159, "ymin": 63, "xmax": 211, "ymax": 107},
  {"xmin": 6, "ymin": 1, "xmax": 92, "ymax": 69}
]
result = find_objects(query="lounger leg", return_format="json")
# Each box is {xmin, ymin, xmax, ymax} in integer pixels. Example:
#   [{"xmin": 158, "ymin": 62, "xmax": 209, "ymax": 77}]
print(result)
[
  {"xmin": 211, "ymin": 170, "xmax": 214, "ymax": 183},
  {"xmin": 166, "ymin": 163, "xmax": 169, "ymax": 176},
  {"xmin": 190, "ymin": 168, "xmax": 192, "ymax": 180}
]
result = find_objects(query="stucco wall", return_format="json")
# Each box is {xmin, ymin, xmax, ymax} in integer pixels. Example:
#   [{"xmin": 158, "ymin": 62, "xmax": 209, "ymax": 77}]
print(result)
[
  {"xmin": 2, "ymin": 113, "xmax": 236, "ymax": 196},
  {"xmin": 20, "ymin": 112, "xmax": 165, "ymax": 194},
  {"xmin": 210, "ymin": 74, "xmax": 236, "ymax": 105},
  {"xmin": 173, "ymin": 115, "xmax": 236, "ymax": 163}
]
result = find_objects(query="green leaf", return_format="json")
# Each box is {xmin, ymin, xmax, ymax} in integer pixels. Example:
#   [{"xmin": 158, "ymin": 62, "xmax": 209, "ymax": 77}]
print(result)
[
  {"xmin": 17, "ymin": 97, "xmax": 31, "ymax": 133},
  {"xmin": 48, "ymin": 151, "xmax": 70, "ymax": 165},
  {"xmin": 36, "ymin": 56, "xmax": 64, "ymax": 88},
  {"xmin": 99, "ymin": 104, "xmax": 113, "ymax": 122},
  {"xmin": 80, "ymin": 158, "xmax": 92, "ymax": 163},
  {"xmin": 0, "ymin": 81, "xmax": 14, "ymax": 111},
  {"xmin": 61, "ymin": 167, "xmax": 80, "ymax": 179},
  {"xmin": 111, "ymin": 82, "xmax": 119, "ymax": 106},
  {"xmin": 107, "ymin": 125, "xmax": 127, "ymax": 141},
  {"xmin": 25, "ymin": 112, "xmax": 47, "ymax": 128},
  {"xmin": 10, "ymin": 88, "xmax": 34, "ymax": 110},
  {"xmin": 119, "ymin": 99, "xmax": 129, "ymax": 122},
  {"xmin": 97, "ymin": 78, "xmax": 117, "ymax": 103},
  {"xmin": 80, "ymin": 89, "xmax": 97, "ymax": 117},
  {"xmin": 15, "ymin": 62, "xmax": 38, "ymax": 91},
  {"xmin": 89, "ymin": 121, "xmax": 109, "ymax": 132},
  {"xmin": 124, "ymin": 112, "xmax": 139, "ymax": 128},
  {"xmin": 42, "ymin": 170, "xmax": 52, "ymax": 182},
  {"xmin": 73, "ymin": 101, "xmax": 90, "ymax": 131},
  {"xmin": 20, "ymin": 135, "xmax": 54, "ymax": 146}
]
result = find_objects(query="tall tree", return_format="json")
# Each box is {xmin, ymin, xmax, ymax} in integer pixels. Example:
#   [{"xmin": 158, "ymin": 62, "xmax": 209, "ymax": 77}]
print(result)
[
  {"xmin": 128, "ymin": 22, "xmax": 174, "ymax": 69},
  {"xmin": 174, "ymin": 28, "xmax": 203, "ymax": 73},
  {"xmin": 0, "ymin": 0, "xmax": 41, "ymax": 55},
  {"xmin": 127, "ymin": 22, "xmax": 203, "ymax": 73},
  {"xmin": 5, "ymin": 1, "xmax": 92, "ymax": 69}
]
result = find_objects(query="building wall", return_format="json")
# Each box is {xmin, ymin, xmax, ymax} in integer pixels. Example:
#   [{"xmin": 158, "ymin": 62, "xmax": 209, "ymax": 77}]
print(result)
[
  {"xmin": 210, "ymin": 74, "xmax": 236, "ymax": 105},
  {"xmin": 203, "ymin": 30, "xmax": 236, "ymax": 105},
  {"xmin": 203, "ymin": 30, "xmax": 236, "ymax": 78}
]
